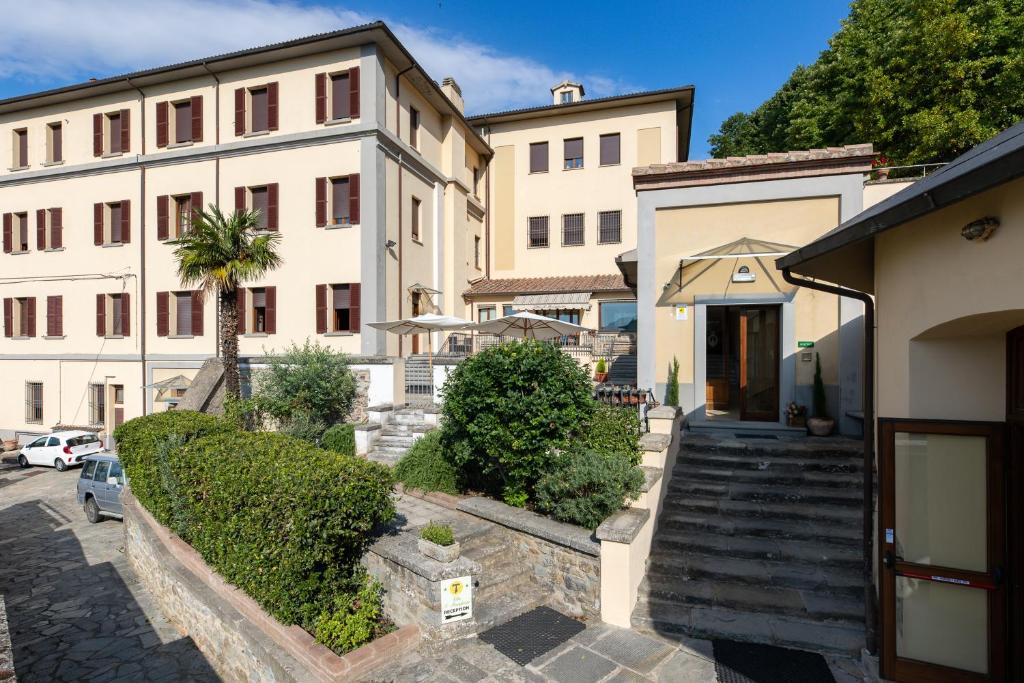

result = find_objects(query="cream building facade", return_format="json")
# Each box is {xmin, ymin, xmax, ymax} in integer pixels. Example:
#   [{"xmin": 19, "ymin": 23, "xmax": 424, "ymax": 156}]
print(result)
[{"xmin": 0, "ymin": 22, "xmax": 489, "ymax": 441}]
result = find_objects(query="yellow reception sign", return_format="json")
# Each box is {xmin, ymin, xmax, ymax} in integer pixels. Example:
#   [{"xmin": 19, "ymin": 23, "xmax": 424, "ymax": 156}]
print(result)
[{"xmin": 441, "ymin": 576, "xmax": 473, "ymax": 624}]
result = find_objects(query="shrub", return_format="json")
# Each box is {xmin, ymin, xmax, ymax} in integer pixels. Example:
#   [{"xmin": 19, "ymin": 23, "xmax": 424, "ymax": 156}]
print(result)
[
  {"xmin": 171, "ymin": 431, "xmax": 395, "ymax": 629},
  {"xmin": 595, "ymin": 358, "xmax": 607, "ymax": 374},
  {"xmin": 440, "ymin": 340, "xmax": 594, "ymax": 502},
  {"xmin": 535, "ymin": 446, "xmax": 644, "ymax": 530},
  {"xmin": 813, "ymin": 352, "xmax": 830, "ymax": 419},
  {"xmin": 321, "ymin": 423, "xmax": 356, "ymax": 456},
  {"xmin": 393, "ymin": 431, "xmax": 459, "ymax": 494},
  {"xmin": 581, "ymin": 403, "xmax": 643, "ymax": 466},
  {"xmin": 420, "ymin": 522, "xmax": 455, "ymax": 547},
  {"xmin": 223, "ymin": 395, "xmax": 263, "ymax": 431},
  {"xmin": 665, "ymin": 356, "xmax": 680, "ymax": 407},
  {"xmin": 113, "ymin": 410, "xmax": 234, "ymax": 526},
  {"xmin": 278, "ymin": 411, "xmax": 327, "ymax": 445},
  {"xmin": 313, "ymin": 572, "xmax": 392, "ymax": 655}
]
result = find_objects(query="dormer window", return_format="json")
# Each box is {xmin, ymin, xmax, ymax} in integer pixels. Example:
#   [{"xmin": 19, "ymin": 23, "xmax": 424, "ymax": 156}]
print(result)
[{"xmin": 560, "ymin": 91, "xmax": 573, "ymax": 104}]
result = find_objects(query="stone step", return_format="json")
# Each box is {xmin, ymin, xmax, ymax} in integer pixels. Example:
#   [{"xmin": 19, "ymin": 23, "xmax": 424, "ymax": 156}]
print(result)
[
  {"xmin": 632, "ymin": 599, "xmax": 865, "ymax": 656},
  {"xmin": 474, "ymin": 566, "xmax": 534, "ymax": 602},
  {"xmin": 658, "ymin": 511, "xmax": 862, "ymax": 548},
  {"xmin": 678, "ymin": 451, "xmax": 863, "ymax": 474},
  {"xmin": 381, "ymin": 424, "xmax": 432, "ymax": 435},
  {"xmin": 680, "ymin": 437, "xmax": 862, "ymax": 459},
  {"xmin": 366, "ymin": 452, "xmax": 401, "ymax": 467},
  {"xmin": 638, "ymin": 576, "xmax": 864, "ymax": 622},
  {"xmin": 667, "ymin": 480, "xmax": 864, "ymax": 508},
  {"xmin": 672, "ymin": 464, "xmax": 862, "ymax": 489},
  {"xmin": 646, "ymin": 552, "xmax": 864, "ymax": 595},
  {"xmin": 370, "ymin": 444, "xmax": 412, "ymax": 455},
  {"xmin": 662, "ymin": 493, "xmax": 862, "ymax": 524},
  {"xmin": 651, "ymin": 528, "xmax": 862, "ymax": 567}
]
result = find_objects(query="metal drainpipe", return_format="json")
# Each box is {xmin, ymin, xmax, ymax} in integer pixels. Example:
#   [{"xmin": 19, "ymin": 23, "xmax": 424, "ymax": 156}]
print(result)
[
  {"xmin": 201, "ymin": 61, "xmax": 222, "ymax": 358},
  {"xmin": 127, "ymin": 77, "xmax": 147, "ymax": 416},
  {"xmin": 395, "ymin": 65, "xmax": 413, "ymax": 357},
  {"xmin": 483, "ymin": 125, "xmax": 491, "ymax": 279},
  {"xmin": 782, "ymin": 267, "xmax": 877, "ymax": 655}
]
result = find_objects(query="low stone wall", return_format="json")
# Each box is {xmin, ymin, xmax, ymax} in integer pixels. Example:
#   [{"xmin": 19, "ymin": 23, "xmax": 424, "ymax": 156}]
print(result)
[
  {"xmin": 456, "ymin": 497, "xmax": 602, "ymax": 618},
  {"xmin": 123, "ymin": 494, "xmax": 419, "ymax": 682},
  {"xmin": 0, "ymin": 596, "xmax": 13, "ymax": 682}
]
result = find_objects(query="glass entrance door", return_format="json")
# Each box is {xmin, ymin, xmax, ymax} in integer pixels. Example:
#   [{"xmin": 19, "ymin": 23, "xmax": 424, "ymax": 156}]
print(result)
[
  {"xmin": 739, "ymin": 306, "xmax": 779, "ymax": 421},
  {"xmin": 879, "ymin": 420, "xmax": 1007, "ymax": 682}
]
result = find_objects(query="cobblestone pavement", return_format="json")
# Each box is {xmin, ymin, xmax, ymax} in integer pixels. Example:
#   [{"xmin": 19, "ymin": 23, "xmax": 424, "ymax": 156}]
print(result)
[{"xmin": 0, "ymin": 461, "xmax": 219, "ymax": 682}]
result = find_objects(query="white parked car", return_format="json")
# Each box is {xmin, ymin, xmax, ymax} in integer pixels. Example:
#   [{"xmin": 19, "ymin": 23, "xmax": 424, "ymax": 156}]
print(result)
[{"xmin": 18, "ymin": 430, "xmax": 104, "ymax": 471}]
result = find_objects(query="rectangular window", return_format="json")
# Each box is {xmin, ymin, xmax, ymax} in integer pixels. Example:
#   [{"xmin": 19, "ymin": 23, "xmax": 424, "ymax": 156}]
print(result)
[
  {"xmin": 563, "ymin": 137, "xmax": 583, "ymax": 170},
  {"xmin": 108, "ymin": 112, "xmax": 122, "ymax": 154},
  {"xmin": 474, "ymin": 235, "xmax": 481, "ymax": 269},
  {"xmin": 173, "ymin": 100, "xmax": 192, "ymax": 144},
  {"xmin": 110, "ymin": 293, "xmax": 124, "ymax": 336},
  {"xmin": 17, "ymin": 297, "xmax": 29, "ymax": 335},
  {"xmin": 89, "ymin": 384, "xmax": 106, "ymax": 425},
  {"xmin": 598, "ymin": 210, "xmax": 622, "ymax": 244},
  {"xmin": 562, "ymin": 213, "xmax": 585, "ymax": 246},
  {"xmin": 47, "ymin": 123, "xmax": 62, "ymax": 163},
  {"xmin": 174, "ymin": 195, "xmax": 192, "ymax": 238},
  {"xmin": 251, "ymin": 288, "xmax": 267, "ymax": 333},
  {"xmin": 330, "ymin": 72, "xmax": 350, "ymax": 120},
  {"xmin": 250, "ymin": 186, "xmax": 269, "ymax": 230},
  {"xmin": 560, "ymin": 91, "xmax": 572, "ymax": 104},
  {"xmin": 109, "ymin": 203, "xmax": 123, "ymax": 243},
  {"xmin": 331, "ymin": 284, "xmax": 353, "ymax": 332},
  {"xmin": 599, "ymin": 300, "xmax": 638, "ymax": 332},
  {"xmin": 13, "ymin": 129, "xmax": 27, "ymax": 168},
  {"xmin": 599, "ymin": 133, "xmax": 621, "ymax": 166},
  {"xmin": 410, "ymin": 107, "xmax": 420, "ymax": 148},
  {"xmin": 529, "ymin": 142, "xmax": 548, "ymax": 173},
  {"xmin": 472, "ymin": 166, "xmax": 480, "ymax": 195},
  {"xmin": 25, "ymin": 382, "xmax": 43, "ymax": 424},
  {"xmin": 503, "ymin": 304, "xmax": 515, "ymax": 316},
  {"xmin": 175, "ymin": 292, "xmax": 193, "ymax": 336},
  {"xmin": 331, "ymin": 177, "xmax": 350, "ymax": 225},
  {"xmin": 250, "ymin": 87, "xmax": 269, "ymax": 132},
  {"xmin": 478, "ymin": 306, "xmax": 496, "ymax": 323},
  {"xmin": 528, "ymin": 216, "xmax": 549, "ymax": 248},
  {"xmin": 411, "ymin": 197, "xmax": 421, "ymax": 241},
  {"xmin": 113, "ymin": 385, "xmax": 124, "ymax": 405},
  {"xmin": 15, "ymin": 212, "xmax": 28, "ymax": 252}
]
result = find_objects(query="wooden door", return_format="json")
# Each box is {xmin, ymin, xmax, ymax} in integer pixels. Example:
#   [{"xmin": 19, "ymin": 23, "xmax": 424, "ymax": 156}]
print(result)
[
  {"xmin": 739, "ymin": 306, "xmax": 779, "ymax": 421},
  {"xmin": 1007, "ymin": 325, "xmax": 1024, "ymax": 682}
]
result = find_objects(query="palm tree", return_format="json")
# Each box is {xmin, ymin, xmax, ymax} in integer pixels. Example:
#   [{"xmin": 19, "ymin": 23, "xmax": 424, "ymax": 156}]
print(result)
[{"xmin": 170, "ymin": 205, "xmax": 282, "ymax": 398}]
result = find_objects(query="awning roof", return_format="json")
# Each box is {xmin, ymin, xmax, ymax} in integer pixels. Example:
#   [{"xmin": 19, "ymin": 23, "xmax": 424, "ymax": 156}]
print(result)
[
  {"xmin": 659, "ymin": 237, "xmax": 799, "ymax": 306},
  {"xmin": 512, "ymin": 292, "xmax": 592, "ymax": 311},
  {"xmin": 687, "ymin": 237, "xmax": 797, "ymax": 260}
]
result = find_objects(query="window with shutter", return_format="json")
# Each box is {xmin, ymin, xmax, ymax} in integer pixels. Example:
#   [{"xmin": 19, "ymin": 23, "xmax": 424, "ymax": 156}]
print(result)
[
  {"xmin": 156, "ymin": 291, "xmax": 169, "ymax": 336},
  {"xmin": 251, "ymin": 287, "xmax": 267, "ymax": 333},
  {"xmin": 191, "ymin": 290, "xmax": 204, "ymax": 336},
  {"xmin": 528, "ymin": 216, "xmax": 550, "ymax": 248},
  {"xmin": 46, "ymin": 295, "xmax": 62, "ymax": 337},
  {"xmin": 2, "ymin": 298, "xmax": 11, "ymax": 337},
  {"xmin": 13, "ymin": 213, "xmax": 28, "ymax": 253},
  {"xmin": 2, "ymin": 213, "xmax": 11, "ymax": 253},
  {"xmin": 107, "ymin": 112, "xmax": 122, "ymax": 154},
  {"xmin": 250, "ymin": 187, "xmax": 269, "ymax": 230},
  {"xmin": 190, "ymin": 95, "xmax": 203, "ymax": 142},
  {"xmin": 156, "ymin": 101, "xmax": 169, "ymax": 147},
  {"xmin": 410, "ymin": 107, "xmax": 420, "ymax": 149},
  {"xmin": 598, "ymin": 210, "xmax": 622, "ymax": 244},
  {"xmin": 12, "ymin": 129, "xmax": 28, "ymax": 169},
  {"xmin": 330, "ymin": 72, "xmax": 350, "ymax": 120},
  {"xmin": 411, "ymin": 197, "xmax": 422, "ymax": 241},
  {"xmin": 348, "ymin": 67, "xmax": 360, "ymax": 119},
  {"xmin": 331, "ymin": 284, "xmax": 354, "ymax": 332},
  {"xmin": 36, "ymin": 210, "xmax": 46, "ymax": 250},
  {"xmin": 349, "ymin": 174, "xmax": 360, "ymax": 224},
  {"xmin": 47, "ymin": 123, "xmax": 62, "ymax": 163},
  {"xmin": 315, "ymin": 284, "xmax": 327, "ymax": 333},
  {"xmin": 174, "ymin": 291, "xmax": 192, "ymax": 335},
  {"xmin": 174, "ymin": 100, "xmax": 192, "ymax": 144},
  {"xmin": 331, "ymin": 177, "xmax": 351, "ymax": 226},
  {"xmin": 599, "ymin": 133, "xmax": 620, "ymax": 166},
  {"xmin": 250, "ymin": 87, "xmax": 269, "ymax": 133},
  {"xmin": 110, "ymin": 294, "xmax": 124, "ymax": 336},
  {"xmin": 563, "ymin": 137, "xmax": 584, "ymax": 169},
  {"xmin": 109, "ymin": 203, "xmax": 123, "ymax": 244},
  {"xmin": 173, "ymin": 195, "xmax": 193, "ymax": 238},
  {"xmin": 49, "ymin": 208, "xmax": 62, "ymax": 249}
]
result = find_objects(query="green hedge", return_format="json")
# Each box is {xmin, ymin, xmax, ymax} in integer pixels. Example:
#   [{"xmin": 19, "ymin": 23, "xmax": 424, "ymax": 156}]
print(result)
[
  {"xmin": 535, "ymin": 446, "xmax": 644, "ymax": 530},
  {"xmin": 321, "ymin": 423, "xmax": 356, "ymax": 456},
  {"xmin": 393, "ymin": 431, "xmax": 459, "ymax": 494},
  {"xmin": 113, "ymin": 411, "xmax": 234, "ymax": 526}
]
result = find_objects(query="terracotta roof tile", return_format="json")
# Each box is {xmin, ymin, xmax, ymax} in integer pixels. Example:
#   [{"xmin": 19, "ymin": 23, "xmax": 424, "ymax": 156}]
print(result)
[
  {"xmin": 464, "ymin": 274, "xmax": 629, "ymax": 298},
  {"xmin": 633, "ymin": 143, "xmax": 875, "ymax": 176}
]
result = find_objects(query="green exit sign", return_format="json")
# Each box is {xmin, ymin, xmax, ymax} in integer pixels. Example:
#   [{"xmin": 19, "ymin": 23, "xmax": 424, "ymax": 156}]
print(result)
[{"xmin": 797, "ymin": 341, "xmax": 815, "ymax": 348}]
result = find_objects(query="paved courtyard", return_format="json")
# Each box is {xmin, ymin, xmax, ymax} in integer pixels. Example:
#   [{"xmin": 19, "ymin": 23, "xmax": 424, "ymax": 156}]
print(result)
[{"xmin": 0, "ymin": 460, "xmax": 219, "ymax": 682}]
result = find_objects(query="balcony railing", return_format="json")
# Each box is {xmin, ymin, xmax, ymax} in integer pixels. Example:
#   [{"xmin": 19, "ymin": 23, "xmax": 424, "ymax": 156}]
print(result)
[{"xmin": 437, "ymin": 331, "xmax": 635, "ymax": 361}]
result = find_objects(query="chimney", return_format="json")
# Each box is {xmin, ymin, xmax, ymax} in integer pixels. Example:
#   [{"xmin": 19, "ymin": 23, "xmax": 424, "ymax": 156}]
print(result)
[
  {"xmin": 441, "ymin": 77, "xmax": 464, "ymax": 114},
  {"xmin": 551, "ymin": 81, "xmax": 585, "ymax": 105}
]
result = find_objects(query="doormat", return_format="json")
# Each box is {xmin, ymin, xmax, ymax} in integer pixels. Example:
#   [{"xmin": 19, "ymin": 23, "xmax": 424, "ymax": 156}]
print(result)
[
  {"xmin": 478, "ymin": 606, "xmax": 584, "ymax": 666},
  {"xmin": 737, "ymin": 433, "xmax": 780, "ymax": 440},
  {"xmin": 712, "ymin": 639, "xmax": 835, "ymax": 683}
]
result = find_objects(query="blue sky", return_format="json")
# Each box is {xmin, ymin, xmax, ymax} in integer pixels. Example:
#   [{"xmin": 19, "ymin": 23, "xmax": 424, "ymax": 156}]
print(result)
[{"xmin": 0, "ymin": 0, "xmax": 851, "ymax": 159}]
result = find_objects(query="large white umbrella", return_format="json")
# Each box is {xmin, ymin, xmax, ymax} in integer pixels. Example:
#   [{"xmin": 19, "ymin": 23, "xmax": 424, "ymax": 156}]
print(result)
[
  {"xmin": 367, "ymin": 313, "xmax": 471, "ymax": 378},
  {"xmin": 463, "ymin": 311, "xmax": 593, "ymax": 341}
]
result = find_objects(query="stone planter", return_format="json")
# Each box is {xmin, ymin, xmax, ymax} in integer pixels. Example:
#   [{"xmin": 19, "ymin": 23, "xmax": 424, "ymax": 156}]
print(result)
[
  {"xmin": 807, "ymin": 417, "xmax": 835, "ymax": 437},
  {"xmin": 418, "ymin": 538, "xmax": 460, "ymax": 563},
  {"xmin": 594, "ymin": 372, "xmax": 608, "ymax": 383}
]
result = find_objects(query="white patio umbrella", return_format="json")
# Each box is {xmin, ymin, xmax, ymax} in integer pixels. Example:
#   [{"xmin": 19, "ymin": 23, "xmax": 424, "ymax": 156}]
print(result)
[
  {"xmin": 463, "ymin": 311, "xmax": 593, "ymax": 340},
  {"xmin": 367, "ymin": 313, "xmax": 471, "ymax": 377}
]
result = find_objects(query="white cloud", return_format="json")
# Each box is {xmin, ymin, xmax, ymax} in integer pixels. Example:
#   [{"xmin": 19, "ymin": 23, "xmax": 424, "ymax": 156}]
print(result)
[{"xmin": 0, "ymin": 0, "xmax": 633, "ymax": 114}]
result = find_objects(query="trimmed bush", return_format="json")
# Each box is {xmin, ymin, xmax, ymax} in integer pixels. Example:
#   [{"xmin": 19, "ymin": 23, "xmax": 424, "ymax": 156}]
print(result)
[
  {"xmin": 313, "ymin": 572, "xmax": 392, "ymax": 655},
  {"xmin": 582, "ymin": 403, "xmax": 642, "ymax": 466},
  {"xmin": 393, "ymin": 431, "xmax": 458, "ymax": 494},
  {"xmin": 171, "ymin": 431, "xmax": 395, "ymax": 629},
  {"xmin": 440, "ymin": 340, "xmax": 594, "ymax": 503},
  {"xmin": 321, "ymin": 423, "xmax": 356, "ymax": 456},
  {"xmin": 420, "ymin": 522, "xmax": 455, "ymax": 547},
  {"xmin": 113, "ymin": 410, "xmax": 234, "ymax": 526},
  {"xmin": 535, "ymin": 446, "xmax": 644, "ymax": 530}
]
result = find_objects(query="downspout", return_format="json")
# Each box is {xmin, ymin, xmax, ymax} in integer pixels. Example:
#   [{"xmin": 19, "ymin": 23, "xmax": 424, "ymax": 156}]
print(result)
[
  {"xmin": 395, "ymin": 65, "xmax": 414, "ymax": 356},
  {"xmin": 483, "ymin": 125, "xmax": 491, "ymax": 279},
  {"xmin": 201, "ymin": 61, "xmax": 222, "ymax": 358},
  {"xmin": 782, "ymin": 267, "xmax": 877, "ymax": 655},
  {"xmin": 127, "ymin": 77, "xmax": 147, "ymax": 416}
]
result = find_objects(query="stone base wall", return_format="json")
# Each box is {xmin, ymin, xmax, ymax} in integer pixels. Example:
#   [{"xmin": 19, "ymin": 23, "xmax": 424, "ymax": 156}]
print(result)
[{"xmin": 123, "ymin": 494, "xmax": 419, "ymax": 682}]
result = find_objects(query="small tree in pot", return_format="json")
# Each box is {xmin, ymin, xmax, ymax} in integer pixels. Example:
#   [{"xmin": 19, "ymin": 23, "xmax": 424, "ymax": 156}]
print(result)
[
  {"xmin": 807, "ymin": 352, "xmax": 835, "ymax": 436},
  {"xmin": 594, "ymin": 358, "xmax": 608, "ymax": 383}
]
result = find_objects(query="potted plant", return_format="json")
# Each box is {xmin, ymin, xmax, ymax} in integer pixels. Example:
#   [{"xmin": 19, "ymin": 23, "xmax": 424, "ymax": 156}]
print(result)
[
  {"xmin": 806, "ymin": 353, "xmax": 835, "ymax": 436},
  {"xmin": 872, "ymin": 154, "xmax": 891, "ymax": 180},
  {"xmin": 418, "ymin": 522, "xmax": 460, "ymax": 562},
  {"xmin": 594, "ymin": 358, "xmax": 608, "ymax": 384},
  {"xmin": 785, "ymin": 401, "xmax": 807, "ymax": 428}
]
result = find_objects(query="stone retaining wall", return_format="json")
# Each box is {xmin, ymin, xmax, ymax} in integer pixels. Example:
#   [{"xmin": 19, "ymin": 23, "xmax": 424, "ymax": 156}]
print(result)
[{"xmin": 123, "ymin": 494, "xmax": 419, "ymax": 682}]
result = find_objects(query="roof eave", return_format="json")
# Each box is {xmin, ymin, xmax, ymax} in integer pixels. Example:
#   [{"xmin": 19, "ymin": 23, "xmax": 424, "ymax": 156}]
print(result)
[{"xmin": 467, "ymin": 86, "xmax": 695, "ymax": 126}]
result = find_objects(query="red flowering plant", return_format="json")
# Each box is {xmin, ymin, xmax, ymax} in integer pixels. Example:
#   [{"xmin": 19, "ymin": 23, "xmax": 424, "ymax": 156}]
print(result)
[{"xmin": 871, "ymin": 154, "xmax": 891, "ymax": 169}]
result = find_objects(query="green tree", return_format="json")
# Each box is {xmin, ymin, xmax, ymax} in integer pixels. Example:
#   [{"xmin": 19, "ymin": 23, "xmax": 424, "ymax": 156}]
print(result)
[
  {"xmin": 170, "ymin": 205, "xmax": 282, "ymax": 398},
  {"xmin": 709, "ymin": 0, "xmax": 1024, "ymax": 165}
]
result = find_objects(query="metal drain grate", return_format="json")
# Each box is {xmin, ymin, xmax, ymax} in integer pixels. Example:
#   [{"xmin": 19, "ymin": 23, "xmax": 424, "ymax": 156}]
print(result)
[
  {"xmin": 478, "ymin": 606, "xmax": 584, "ymax": 666},
  {"xmin": 713, "ymin": 639, "xmax": 835, "ymax": 683}
]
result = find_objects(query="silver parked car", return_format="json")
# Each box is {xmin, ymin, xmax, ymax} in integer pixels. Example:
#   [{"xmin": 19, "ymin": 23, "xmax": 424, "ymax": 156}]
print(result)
[{"xmin": 76, "ymin": 454, "xmax": 125, "ymax": 522}]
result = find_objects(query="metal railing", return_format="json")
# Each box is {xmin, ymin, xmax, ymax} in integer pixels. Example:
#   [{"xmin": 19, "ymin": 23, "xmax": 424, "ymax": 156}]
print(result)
[
  {"xmin": 437, "ymin": 331, "xmax": 635, "ymax": 361},
  {"xmin": 870, "ymin": 162, "xmax": 946, "ymax": 181}
]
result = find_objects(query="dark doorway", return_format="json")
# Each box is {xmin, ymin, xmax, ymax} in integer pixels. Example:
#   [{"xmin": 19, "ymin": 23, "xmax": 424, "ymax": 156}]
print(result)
[{"xmin": 706, "ymin": 305, "xmax": 780, "ymax": 422}]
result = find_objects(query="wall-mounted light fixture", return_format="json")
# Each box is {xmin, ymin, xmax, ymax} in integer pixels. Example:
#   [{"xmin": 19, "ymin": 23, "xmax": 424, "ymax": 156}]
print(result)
[
  {"xmin": 732, "ymin": 264, "xmax": 756, "ymax": 283},
  {"xmin": 961, "ymin": 216, "xmax": 999, "ymax": 242},
  {"xmin": 385, "ymin": 239, "xmax": 397, "ymax": 249}
]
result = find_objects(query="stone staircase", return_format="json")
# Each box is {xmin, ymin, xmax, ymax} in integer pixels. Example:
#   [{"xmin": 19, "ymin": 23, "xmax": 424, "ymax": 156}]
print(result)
[
  {"xmin": 632, "ymin": 434, "xmax": 867, "ymax": 655},
  {"xmin": 606, "ymin": 354, "xmax": 638, "ymax": 386},
  {"xmin": 404, "ymin": 355, "xmax": 435, "ymax": 406},
  {"xmin": 366, "ymin": 407, "xmax": 435, "ymax": 466}
]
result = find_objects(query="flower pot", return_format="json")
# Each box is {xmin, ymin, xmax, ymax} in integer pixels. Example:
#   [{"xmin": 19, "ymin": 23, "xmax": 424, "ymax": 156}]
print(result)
[
  {"xmin": 875, "ymin": 168, "xmax": 890, "ymax": 180},
  {"xmin": 594, "ymin": 372, "xmax": 608, "ymax": 383},
  {"xmin": 787, "ymin": 415, "xmax": 806, "ymax": 428},
  {"xmin": 806, "ymin": 417, "xmax": 835, "ymax": 437},
  {"xmin": 418, "ymin": 538, "xmax": 460, "ymax": 563}
]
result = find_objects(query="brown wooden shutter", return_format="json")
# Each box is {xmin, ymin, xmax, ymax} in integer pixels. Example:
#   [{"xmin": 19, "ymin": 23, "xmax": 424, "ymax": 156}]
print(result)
[
  {"xmin": 191, "ymin": 95, "xmax": 203, "ymax": 142},
  {"xmin": 349, "ymin": 283, "xmax": 361, "ymax": 332},
  {"xmin": 315, "ymin": 177, "xmax": 327, "ymax": 227},
  {"xmin": 236, "ymin": 287, "xmax": 246, "ymax": 334},
  {"xmin": 348, "ymin": 173, "xmax": 360, "ymax": 224},
  {"xmin": 156, "ymin": 195, "xmax": 169, "ymax": 240},
  {"xmin": 234, "ymin": 186, "xmax": 245, "ymax": 215},
  {"xmin": 120, "ymin": 109, "xmax": 130, "ymax": 152},
  {"xmin": 156, "ymin": 291, "xmax": 169, "ymax": 336},
  {"xmin": 96, "ymin": 294, "xmax": 106, "ymax": 336},
  {"xmin": 2, "ymin": 213, "xmax": 11, "ymax": 253},
  {"xmin": 121, "ymin": 199, "xmax": 131, "ymax": 243},
  {"xmin": 234, "ymin": 88, "xmax": 245, "ymax": 136},
  {"xmin": 190, "ymin": 191, "xmax": 203, "ymax": 225},
  {"xmin": 48, "ymin": 295, "xmax": 62, "ymax": 337},
  {"xmin": 93, "ymin": 113, "xmax": 103, "ymax": 156},
  {"xmin": 191, "ymin": 291, "xmax": 204, "ymax": 336},
  {"xmin": 267, "ymin": 82, "xmax": 279, "ymax": 131},
  {"xmin": 315, "ymin": 73, "xmax": 327, "ymax": 124},
  {"xmin": 315, "ymin": 284, "xmax": 327, "ymax": 333},
  {"xmin": 94, "ymin": 203, "xmax": 104, "ymax": 245},
  {"xmin": 3, "ymin": 299, "xmax": 11, "ymax": 337},
  {"xmin": 156, "ymin": 101, "xmax": 168, "ymax": 147},
  {"xmin": 265, "ymin": 286, "xmax": 276, "ymax": 333},
  {"xmin": 46, "ymin": 296, "xmax": 53, "ymax": 336},
  {"xmin": 26, "ymin": 297, "xmax": 35, "ymax": 337},
  {"xmin": 121, "ymin": 293, "xmax": 130, "ymax": 336},
  {"xmin": 267, "ymin": 183, "xmax": 279, "ymax": 231},
  {"xmin": 348, "ymin": 67, "xmax": 360, "ymax": 119},
  {"xmin": 36, "ymin": 209, "xmax": 46, "ymax": 250},
  {"xmin": 50, "ymin": 208, "xmax": 62, "ymax": 249}
]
